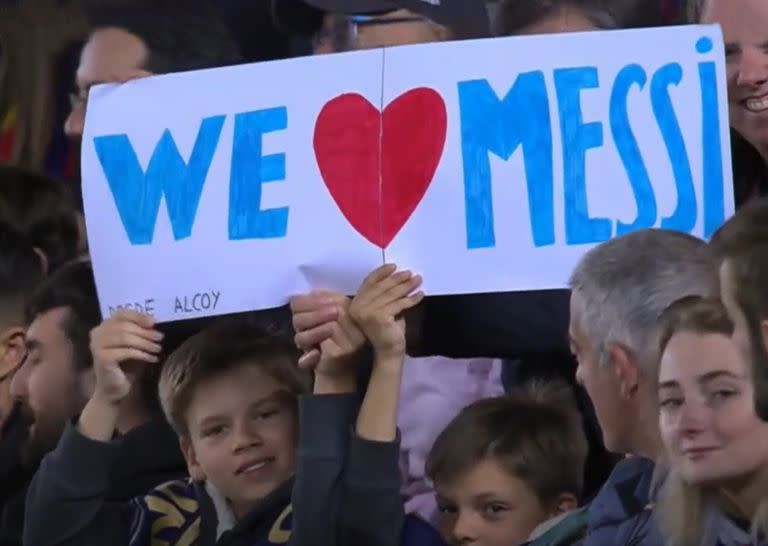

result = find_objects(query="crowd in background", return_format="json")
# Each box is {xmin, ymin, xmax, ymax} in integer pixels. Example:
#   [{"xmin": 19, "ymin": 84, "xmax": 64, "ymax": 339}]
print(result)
[{"xmin": 1, "ymin": 1, "xmax": 768, "ymax": 546}]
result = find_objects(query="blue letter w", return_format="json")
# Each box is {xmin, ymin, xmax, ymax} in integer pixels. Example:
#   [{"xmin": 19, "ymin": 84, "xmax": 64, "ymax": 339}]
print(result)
[{"xmin": 94, "ymin": 115, "xmax": 226, "ymax": 245}]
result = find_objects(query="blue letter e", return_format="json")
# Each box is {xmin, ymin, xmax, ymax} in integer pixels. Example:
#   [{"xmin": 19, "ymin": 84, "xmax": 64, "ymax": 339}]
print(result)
[{"xmin": 229, "ymin": 107, "xmax": 289, "ymax": 240}]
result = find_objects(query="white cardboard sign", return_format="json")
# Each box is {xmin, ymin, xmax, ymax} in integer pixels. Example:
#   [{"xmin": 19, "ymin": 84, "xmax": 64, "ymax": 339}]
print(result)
[{"xmin": 82, "ymin": 25, "xmax": 734, "ymax": 322}]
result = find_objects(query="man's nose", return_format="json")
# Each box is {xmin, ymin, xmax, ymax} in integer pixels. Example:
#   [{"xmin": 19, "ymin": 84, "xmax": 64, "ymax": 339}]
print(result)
[
  {"xmin": 9, "ymin": 362, "xmax": 30, "ymax": 401},
  {"xmin": 64, "ymin": 105, "xmax": 85, "ymax": 139},
  {"xmin": 736, "ymin": 46, "xmax": 768, "ymax": 89}
]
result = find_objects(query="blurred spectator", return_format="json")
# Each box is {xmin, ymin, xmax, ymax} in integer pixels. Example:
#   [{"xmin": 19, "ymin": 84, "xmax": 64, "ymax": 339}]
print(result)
[
  {"xmin": 1, "ymin": 260, "xmax": 185, "ymax": 546},
  {"xmin": 0, "ymin": 1, "xmax": 87, "ymax": 170},
  {"xmin": 495, "ymin": 0, "xmax": 620, "ymax": 35},
  {"xmin": 65, "ymin": 0, "xmax": 243, "ymax": 139},
  {"xmin": 215, "ymin": 0, "xmax": 294, "ymax": 62},
  {"xmin": 273, "ymin": 0, "xmax": 491, "ymax": 51},
  {"xmin": 0, "ymin": 165, "xmax": 82, "ymax": 272},
  {"xmin": 711, "ymin": 198, "xmax": 768, "ymax": 420},
  {"xmin": 698, "ymin": 0, "xmax": 768, "ymax": 184},
  {"xmin": 0, "ymin": 224, "xmax": 44, "ymax": 429},
  {"xmin": 271, "ymin": 0, "xmax": 352, "ymax": 54},
  {"xmin": 495, "ymin": 0, "xmax": 667, "ymax": 36}
]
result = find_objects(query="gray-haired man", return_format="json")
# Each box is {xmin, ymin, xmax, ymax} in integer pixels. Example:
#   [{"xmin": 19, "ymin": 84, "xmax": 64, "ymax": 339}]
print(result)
[{"xmin": 530, "ymin": 228, "xmax": 718, "ymax": 546}]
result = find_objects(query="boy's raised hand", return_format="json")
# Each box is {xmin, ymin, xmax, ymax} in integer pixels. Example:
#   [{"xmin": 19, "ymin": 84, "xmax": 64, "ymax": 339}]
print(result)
[
  {"xmin": 290, "ymin": 291, "xmax": 366, "ymax": 393},
  {"xmin": 349, "ymin": 264, "xmax": 424, "ymax": 361},
  {"xmin": 89, "ymin": 309, "xmax": 163, "ymax": 405}
]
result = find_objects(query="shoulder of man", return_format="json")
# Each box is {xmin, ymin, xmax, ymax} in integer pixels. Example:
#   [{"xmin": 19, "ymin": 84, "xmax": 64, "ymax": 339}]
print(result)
[{"xmin": 127, "ymin": 479, "xmax": 203, "ymax": 546}]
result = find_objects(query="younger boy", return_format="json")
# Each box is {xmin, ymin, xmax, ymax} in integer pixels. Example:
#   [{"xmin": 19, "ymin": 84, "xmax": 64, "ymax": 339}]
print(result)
[{"xmin": 425, "ymin": 381, "xmax": 589, "ymax": 546}]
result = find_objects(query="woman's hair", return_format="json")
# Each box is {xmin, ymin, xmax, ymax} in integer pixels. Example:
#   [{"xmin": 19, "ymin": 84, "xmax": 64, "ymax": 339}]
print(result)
[
  {"xmin": 494, "ymin": 0, "xmax": 664, "ymax": 36},
  {"xmin": 658, "ymin": 296, "xmax": 733, "ymax": 357},
  {"xmin": 425, "ymin": 380, "xmax": 587, "ymax": 507},
  {"xmin": 710, "ymin": 199, "xmax": 768, "ymax": 420},
  {"xmin": 726, "ymin": 241, "xmax": 768, "ymax": 422},
  {"xmin": 656, "ymin": 295, "xmax": 768, "ymax": 546}
]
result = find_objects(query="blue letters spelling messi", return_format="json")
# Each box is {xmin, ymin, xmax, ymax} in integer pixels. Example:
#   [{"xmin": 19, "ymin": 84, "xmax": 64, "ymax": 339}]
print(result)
[{"xmin": 93, "ymin": 36, "xmax": 725, "ymax": 248}]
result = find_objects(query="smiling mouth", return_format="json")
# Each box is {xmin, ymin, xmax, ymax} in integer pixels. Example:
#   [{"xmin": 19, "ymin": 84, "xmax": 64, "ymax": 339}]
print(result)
[
  {"xmin": 743, "ymin": 95, "xmax": 768, "ymax": 113},
  {"xmin": 236, "ymin": 458, "xmax": 274, "ymax": 476},
  {"xmin": 682, "ymin": 447, "xmax": 717, "ymax": 460}
]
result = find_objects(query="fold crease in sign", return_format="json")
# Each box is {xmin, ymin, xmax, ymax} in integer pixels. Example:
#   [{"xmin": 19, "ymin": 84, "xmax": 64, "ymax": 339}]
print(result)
[{"xmin": 314, "ymin": 87, "xmax": 447, "ymax": 248}]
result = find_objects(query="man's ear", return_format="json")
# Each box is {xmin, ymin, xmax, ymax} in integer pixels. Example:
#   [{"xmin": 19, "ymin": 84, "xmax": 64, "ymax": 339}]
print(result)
[
  {"xmin": 549, "ymin": 492, "xmax": 579, "ymax": 517},
  {"xmin": 180, "ymin": 436, "xmax": 206, "ymax": 481},
  {"xmin": 0, "ymin": 327, "xmax": 26, "ymax": 379},
  {"xmin": 607, "ymin": 343, "xmax": 639, "ymax": 400},
  {"xmin": 32, "ymin": 247, "xmax": 49, "ymax": 275}
]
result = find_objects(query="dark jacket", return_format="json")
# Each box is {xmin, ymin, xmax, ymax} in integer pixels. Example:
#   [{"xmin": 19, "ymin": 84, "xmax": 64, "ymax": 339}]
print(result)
[
  {"xmin": 2, "ymin": 413, "xmax": 186, "ymax": 546},
  {"xmin": 415, "ymin": 290, "xmax": 571, "ymax": 360},
  {"xmin": 582, "ymin": 456, "xmax": 661, "ymax": 546},
  {"xmin": 525, "ymin": 457, "xmax": 662, "ymax": 546},
  {"xmin": 24, "ymin": 394, "xmax": 404, "ymax": 546},
  {"xmin": 0, "ymin": 404, "xmax": 34, "ymax": 546}
]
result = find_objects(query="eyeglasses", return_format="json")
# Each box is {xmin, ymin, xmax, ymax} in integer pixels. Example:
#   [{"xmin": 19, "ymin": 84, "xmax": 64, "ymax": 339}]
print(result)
[
  {"xmin": 347, "ymin": 14, "xmax": 429, "ymax": 27},
  {"xmin": 68, "ymin": 91, "xmax": 87, "ymax": 111}
]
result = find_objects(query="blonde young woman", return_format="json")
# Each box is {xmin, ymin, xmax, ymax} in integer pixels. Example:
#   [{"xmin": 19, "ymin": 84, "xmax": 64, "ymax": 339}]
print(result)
[{"xmin": 655, "ymin": 296, "xmax": 768, "ymax": 546}]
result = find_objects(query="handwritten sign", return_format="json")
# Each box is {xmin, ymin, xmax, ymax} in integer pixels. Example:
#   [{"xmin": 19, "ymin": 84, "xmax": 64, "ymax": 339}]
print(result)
[{"xmin": 82, "ymin": 25, "xmax": 734, "ymax": 322}]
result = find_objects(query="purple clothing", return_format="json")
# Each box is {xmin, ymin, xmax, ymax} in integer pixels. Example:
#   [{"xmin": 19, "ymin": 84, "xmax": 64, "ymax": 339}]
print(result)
[{"xmin": 397, "ymin": 356, "xmax": 504, "ymax": 524}]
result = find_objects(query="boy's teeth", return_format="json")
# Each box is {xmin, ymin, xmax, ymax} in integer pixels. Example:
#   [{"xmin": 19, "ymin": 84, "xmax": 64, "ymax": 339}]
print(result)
[
  {"xmin": 745, "ymin": 95, "xmax": 768, "ymax": 113},
  {"xmin": 243, "ymin": 461, "xmax": 267, "ymax": 473}
]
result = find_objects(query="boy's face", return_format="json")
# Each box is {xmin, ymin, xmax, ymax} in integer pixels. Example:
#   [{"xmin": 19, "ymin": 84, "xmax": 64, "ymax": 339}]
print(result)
[
  {"xmin": 180, "ymin": 364, "xmax": 299, "ymax": 518},
  {"xmin": 435, "ymin": 458, "xmax": 561, "ymax": 546}
]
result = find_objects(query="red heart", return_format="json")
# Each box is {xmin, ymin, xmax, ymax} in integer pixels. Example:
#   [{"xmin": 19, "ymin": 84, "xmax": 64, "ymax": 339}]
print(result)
[{"xmin": 313, "ymin": 88, "xmax": 447, "ymax": 248}]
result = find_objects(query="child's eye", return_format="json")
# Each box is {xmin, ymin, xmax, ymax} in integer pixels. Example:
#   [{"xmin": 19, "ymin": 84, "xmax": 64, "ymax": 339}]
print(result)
[
  {"xmin": 659, "ymin": 398, "xmax": 682, "ymax": 410},
  {"xmin": 203, "ymin": 425, "xmax": 227, "ymax": 437},
  {"xmin": 483, "ymin": 503, "xmax": 508, "ymax": 517},
  {"xmin": 256, "ymin": 409, "xmax": 279, "ymax": 420},
  {"xmin": 437, "ymin": 504, "xmax": 457, "ymax": 515}
]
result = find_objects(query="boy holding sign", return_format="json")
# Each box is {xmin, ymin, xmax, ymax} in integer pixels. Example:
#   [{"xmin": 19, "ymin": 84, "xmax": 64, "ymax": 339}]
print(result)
[{"xmin": 23, "ymin": 266, "xmax": 432, "ymax": 546}]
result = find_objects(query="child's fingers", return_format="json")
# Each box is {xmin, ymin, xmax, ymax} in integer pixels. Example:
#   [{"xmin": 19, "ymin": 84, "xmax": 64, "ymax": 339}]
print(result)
[
  {"xmin": 381, "ymin": 292, "xmax": 425, "ymax": 318},
  {"xmin": 102, "ymin": 320, "xmax": 163, "ymax": 345},
  {"xmin": 298, "ymin": 349, "xmax": 320, "ymax": 370},
  {"xmin": 105, "ymin": 347, "xmax": 159, "ymax": 364},
  {"xmin": 100, "ymin": 332, "xmax": 162, "ymax": 355},
  {"xmin": 294, "ymin": 323, "xmax": 334, "ymax": 350},
  {"xmin": 375, "ymin": 274, "xmax": 423, "ymax": 306},
  {"xmin": 357, "ymin": 269, "xmax": 413, "ymax": 306},
  {"xmin": 289, "ymin": 292, "xmax": 343, "ymax": 314},
  {"xmin": 111, "ymin": 308, "xmax": 155, "ymax": 329},
  {"xmin": 358, "ymin": 264, "xmax": 398, "ymax": 294},
  {"xmin": 292, "ymin": 305, "xmax": 339, "ymax": 333}
]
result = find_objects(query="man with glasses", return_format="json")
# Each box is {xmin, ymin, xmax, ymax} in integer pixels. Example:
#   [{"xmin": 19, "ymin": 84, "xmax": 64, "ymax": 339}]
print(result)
[
  {"xmin": 64, "ymin": 2, "xmax": 241, "ymax": 139},
  {"xmin": 273, "ymin": 0, "xmax": 492, "ymax": 52}
]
